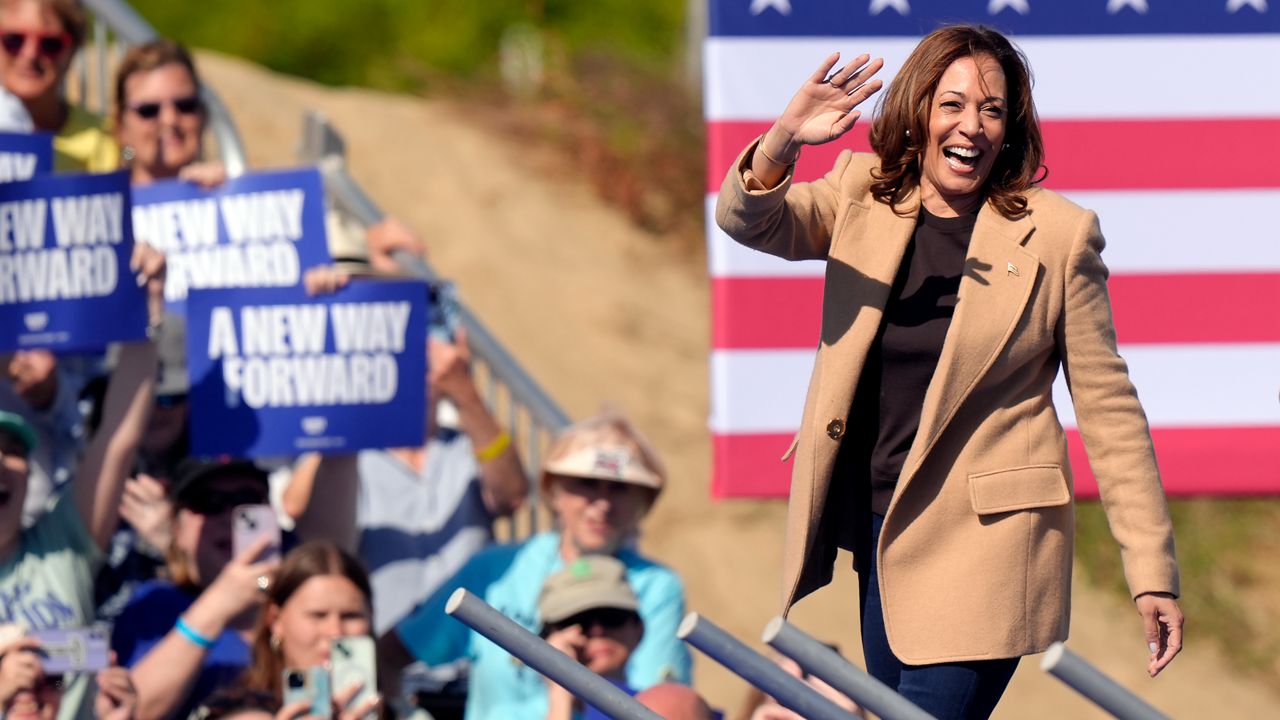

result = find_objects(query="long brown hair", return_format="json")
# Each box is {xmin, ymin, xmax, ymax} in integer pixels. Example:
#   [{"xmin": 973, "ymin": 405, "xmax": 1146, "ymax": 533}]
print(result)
[
  {"xmin": 869, "ymin": 24, "xmax": 1045, "ymax": 218},
  {"xmin": 242, "ymin": 541, "xmax": 373, "ymax": 696}
]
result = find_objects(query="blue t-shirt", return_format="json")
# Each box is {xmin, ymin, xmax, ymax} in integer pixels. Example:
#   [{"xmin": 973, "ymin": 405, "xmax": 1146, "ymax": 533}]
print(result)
[
  {"xmin": 111, "ymin": 580, "xmax": 251, "ymax": 719},
  {"xmin": 396, "ymin": 532, "xmax": 691, "ymax": 720}
]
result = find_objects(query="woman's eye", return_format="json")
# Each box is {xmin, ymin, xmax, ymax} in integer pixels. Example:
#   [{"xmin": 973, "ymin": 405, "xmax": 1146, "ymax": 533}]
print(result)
[{"xmin": 983, "ymin": 106, "xmax": 1005, "ymax": 117}]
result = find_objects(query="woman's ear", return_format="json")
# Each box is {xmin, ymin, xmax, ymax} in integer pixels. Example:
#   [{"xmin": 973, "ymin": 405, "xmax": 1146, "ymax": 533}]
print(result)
[{"xmin": 266, "ymin": 602, "xmax": 283, "ymax": 646}]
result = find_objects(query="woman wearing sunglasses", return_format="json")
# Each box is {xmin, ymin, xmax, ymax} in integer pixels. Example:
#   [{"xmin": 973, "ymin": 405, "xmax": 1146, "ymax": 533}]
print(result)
[
  {"xmin": 110, "ymin": 458, "xmax": 281, "ymax": 720},
  {"xmin": 0, "ymin": 0, "xmax": 117, "ymax": 171},
  {"xmin": 113, "ymin": 40, "xmax": 224, "ymax": 188}
]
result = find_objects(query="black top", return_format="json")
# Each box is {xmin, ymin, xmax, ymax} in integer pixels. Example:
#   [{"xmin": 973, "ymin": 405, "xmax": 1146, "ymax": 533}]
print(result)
[{"xmin": 856, "ymin": 207, "xmax": 977, "ymax": 513}]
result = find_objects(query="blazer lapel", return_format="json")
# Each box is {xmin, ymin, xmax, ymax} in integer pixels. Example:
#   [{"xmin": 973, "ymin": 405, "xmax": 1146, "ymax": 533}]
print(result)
[{"xmin": 898, "ymin": 203, "xmax": 1039, "ymax": 488}]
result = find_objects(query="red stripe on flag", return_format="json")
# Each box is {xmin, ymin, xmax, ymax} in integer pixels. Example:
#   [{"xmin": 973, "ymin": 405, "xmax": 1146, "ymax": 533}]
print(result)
[
  {"xmin": 707, "ymin": 118, "xmax": 1280, "ymax": 193},
  {"xmin": 712, "ymin": 427, "xmax": 1280, "ymax": 499},
  {"xmin": 712, "ymin": 273, "xmax": 1280, "ymax": 349}
]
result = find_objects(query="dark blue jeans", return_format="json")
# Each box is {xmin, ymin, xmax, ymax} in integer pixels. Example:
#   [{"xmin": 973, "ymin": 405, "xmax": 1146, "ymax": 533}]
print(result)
[{"xmin": 854, "ymin": 512, "xmax": 1019, "ymax": 720}]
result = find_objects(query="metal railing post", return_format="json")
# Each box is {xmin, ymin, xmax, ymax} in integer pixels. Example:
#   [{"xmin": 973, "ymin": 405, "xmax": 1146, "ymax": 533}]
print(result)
[
  {"xmin": 762, "ymin": 618, "xmax": 934, "ymax": 720},
  {"xmin": 445, "ymin": 590, "xmax": 661, "ymax": 720},
  {"xmin": 1040, "ymin": 643, "xmax": 1170, "ymax": 720},
  {"xmin": 677, "ymin": 613, "xmax": 858, "ymax": 720}
]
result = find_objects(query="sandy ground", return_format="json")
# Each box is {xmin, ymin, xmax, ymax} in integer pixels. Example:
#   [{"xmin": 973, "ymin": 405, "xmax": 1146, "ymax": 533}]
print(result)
[{"xmin": 196, "ymin": 51, "xmax": 1280, "ymax": 718}]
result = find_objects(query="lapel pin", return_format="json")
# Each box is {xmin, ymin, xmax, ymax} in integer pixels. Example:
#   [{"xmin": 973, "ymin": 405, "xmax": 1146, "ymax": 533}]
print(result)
[{"xmin": 1007, "ymin": 261, "xmax": 1020, "ymax": 277}]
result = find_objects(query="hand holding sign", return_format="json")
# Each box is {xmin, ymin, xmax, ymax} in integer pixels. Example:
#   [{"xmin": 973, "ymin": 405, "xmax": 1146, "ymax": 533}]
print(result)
[
  {"xmin": 428, "ymin": 325, "xmax": 473, "ymax": 404},
  {"xmin": 131, "ymin": 241, "xmax": 166, "ymax": 328}
]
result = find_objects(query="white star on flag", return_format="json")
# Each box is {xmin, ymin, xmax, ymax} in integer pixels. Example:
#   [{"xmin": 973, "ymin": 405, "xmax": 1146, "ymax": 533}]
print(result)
[
  {"xmin": 988, "ymin": 0, "xmax": 1031, "ymax": 14},
  {"xmin": 749, "ymin": 0, "xmax": 792, "ymax": 16},
  {"xmin": 1107, "ymin": 0, "xmax": 1149, "ymax": 13},
  {"xmin": 869, "ymin": 0, "xmax": 911, "ymax": 16},
  {"xmin": 1226, "ymin": 0, "xmax": 1268, "ymax": 12}
]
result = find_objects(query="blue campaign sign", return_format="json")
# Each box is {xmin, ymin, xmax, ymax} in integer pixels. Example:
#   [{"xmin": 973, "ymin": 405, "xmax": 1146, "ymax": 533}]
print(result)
[
  {"xmin": 0, "ymin": 132, "xmax": 53, "ymax": 183},
  {"xmin": 185, "ymin": 279, "xmax": 429, "ymax": 458},
  {"xmin": 0, "ymin": 170, "xmax": 147, "ymax": 352},
  {"xmin": 131, "ymin": 167, "xmax": 331, "ymax": 316}
]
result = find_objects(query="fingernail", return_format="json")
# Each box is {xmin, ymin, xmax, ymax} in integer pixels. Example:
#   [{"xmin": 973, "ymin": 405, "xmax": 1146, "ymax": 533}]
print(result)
[
  {"xmin": 1148, "ymin": 642, "xmax": 1158, "ymax": 654},
  {"xmin": 136, "ymin": 273, "xmax": 147, "ymax": 287}
]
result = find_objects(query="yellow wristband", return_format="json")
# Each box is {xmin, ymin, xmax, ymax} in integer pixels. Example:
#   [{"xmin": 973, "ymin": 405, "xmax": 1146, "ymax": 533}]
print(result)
[{"xmin": 475, "ymin": 431, "xmax": 512, "ymax": 463}]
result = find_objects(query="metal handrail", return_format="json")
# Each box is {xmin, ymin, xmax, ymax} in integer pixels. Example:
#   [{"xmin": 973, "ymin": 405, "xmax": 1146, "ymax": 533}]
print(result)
[{"xmin": 77, "ymin": 0, "xmax": 249, "ymax": 177}]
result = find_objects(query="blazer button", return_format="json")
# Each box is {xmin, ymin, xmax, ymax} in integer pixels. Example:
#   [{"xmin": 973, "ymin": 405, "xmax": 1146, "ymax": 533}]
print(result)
[{"xmin": 826, "ymin": 419, "xmax": 845, "ymax": 440}]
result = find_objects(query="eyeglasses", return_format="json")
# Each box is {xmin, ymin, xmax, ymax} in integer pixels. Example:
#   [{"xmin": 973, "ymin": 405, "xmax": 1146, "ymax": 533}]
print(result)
[
  {"xmin": 180, "ymin": 488, "xmax": 266, "ymax": 516},
  {"xmin": 0, "ymin": 31, "xmax": 72, "ymax": 59},
  {"xmin": 548, "ymin": 608, "xmax": 638, "ymax": 633},
  {"xmin": 128, "ymin": 96, "xmax": 202, "ymax": 120}
]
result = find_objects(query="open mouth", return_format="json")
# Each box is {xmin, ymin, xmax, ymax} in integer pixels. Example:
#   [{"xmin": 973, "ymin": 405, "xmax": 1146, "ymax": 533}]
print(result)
[{"xmin": 942, "ymin": 145, "xmax": 982, "ymax": 172}]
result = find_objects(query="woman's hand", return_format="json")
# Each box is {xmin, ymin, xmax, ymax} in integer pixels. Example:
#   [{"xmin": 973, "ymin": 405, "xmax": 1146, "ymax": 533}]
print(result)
[
  {"xmin": 118, "ymin": 474, "xmax": 173, "ymax": 555},
  {"xmin": 332, "ymin": 679, "xmax": 381, "ymax": 720},
  {"xmin": 177, "ymin": 161, "xmax": 228, "ymax": 189},
  {"xmin": 130, "ymin": 242, "xmax": 167, "ymax": 328},
  {"xmin": 427, "ymin": 327, "xmax": 473, "ymax": 404},
  {"xmin": 94, "ymin": 663, "xmax": 138, "ymax": 720},
  {"xmin": 0, "ymin": 637, "xmax": 42, "ymax": 706},
  {"xmin": 1135, "ymin": 592, "xmax": 1183, "ymax": 677},
  {"xmin": 303, "ymin": 266, "xmax": 351, "ymax": 297},
  {"xmin": 274, "ymin": 699, "xmax": 321, "ymax": 720},
  {"xmin": 767, "ymin": 52, "xmax": 885, "ymax": 158},
  {"xmin": 186, "ymin": 535, "xmax": 279, "ymax": 635}
]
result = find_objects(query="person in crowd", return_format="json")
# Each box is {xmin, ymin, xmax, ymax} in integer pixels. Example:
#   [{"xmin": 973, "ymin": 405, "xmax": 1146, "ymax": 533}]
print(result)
[
  {"xmin": 0, "ymin": 246, "xmax": 164, "ymax": 720},
  {"xmin": 0, "ymin": 349, "xmax": 97, "ymax": 527},
  {"xmin": 539, "ymin": 555, "xmax": 646, "ymax": 720},
  {"xmin": 240, "ymin": 541, "xmax": 381, "ymax": 720},
  {"xmin": 111, "ymin": 458, "xmax": 279, "ymax": 720},
  {"xmin": 281, "ymin": 264, "xmax": 527, "ymax": 639},
  {"xmin": 0, "ymin": 0, "xmax": 116, "ymax": 170},
  {"xmin": 379, "ymin": 412, "xmax": 691, "ymax": 720},
  {"xmin": 715, "ymin": 24, "xmax": 1183, "ymax": 719},
  {"xmin": 0, "ymin": 626, "xmax": 140, "ymax": 720},
  {"xmin": 92, "ymin": 317, "xmax": 191, "ymax": 620}
]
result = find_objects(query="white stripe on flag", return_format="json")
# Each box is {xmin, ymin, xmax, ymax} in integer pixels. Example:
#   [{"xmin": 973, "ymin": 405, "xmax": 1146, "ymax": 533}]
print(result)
[
  {"xmin": 706, "ymin": 190, "xmax": 1280, "ymax": 278},
  {"xmin": 705, "ymin": 35, "xmax": 1280, "ymax": 121},
  {"xmin": 710, "ymin": 344, "xmax": 1280, "ymax": 433}
]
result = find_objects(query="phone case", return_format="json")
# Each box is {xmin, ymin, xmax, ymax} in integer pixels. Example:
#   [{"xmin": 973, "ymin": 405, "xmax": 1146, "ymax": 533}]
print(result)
[
  {"xmin": 282, "ymin": 666, "xmax": 330, "ymax": 718},
  {"xmin": 330, "ymin": 636, "xmax": 377, "ymax": 713},
  {"xmin": 31, "ymin": 627, "xmax": 110, "ymax": 674},
  {"xmin": 232, "ymin": 504, "xmax": 281, "ymax": 562}
]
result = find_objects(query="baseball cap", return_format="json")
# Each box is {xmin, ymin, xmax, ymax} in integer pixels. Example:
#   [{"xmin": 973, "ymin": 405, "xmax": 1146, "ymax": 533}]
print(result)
[
  {"xmin": 538, "ymin": 555, "xmax": 639, "ymax": 628},
  {"xmin": 169, "ymin": 457, "xmax": 268, "ymax": 507},
  {"xmin": 541, "ymin": 413, "xmax": 665, "ymax": 493},
  {"xmin": 0, "ymin": 410, "xmax": 37, "ymax": 456}
]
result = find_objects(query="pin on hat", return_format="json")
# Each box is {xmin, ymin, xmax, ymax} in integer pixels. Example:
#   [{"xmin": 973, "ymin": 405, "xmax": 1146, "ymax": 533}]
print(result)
[{"xmin": 541, "ymin": 413, "xmax": 666, "ymax": 492}]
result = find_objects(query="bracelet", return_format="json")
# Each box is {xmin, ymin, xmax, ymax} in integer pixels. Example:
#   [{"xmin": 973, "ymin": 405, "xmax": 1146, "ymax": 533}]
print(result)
[
  {"xmin": 474, "ymin": 431, "xmax": 512, "ymax": 463},
  {"xmin": 756, "ymin": 140, "xmax": 799, "ymax": 167},
  {"xmin": 175, "ymin": 616, "xmax": 216, "ymax": 649}
]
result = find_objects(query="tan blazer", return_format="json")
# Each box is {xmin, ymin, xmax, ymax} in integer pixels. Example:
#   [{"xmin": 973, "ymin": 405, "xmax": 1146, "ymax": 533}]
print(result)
[{"xmin": 716, "ymin": 140, "xmax": 1180, "ymax": 664}]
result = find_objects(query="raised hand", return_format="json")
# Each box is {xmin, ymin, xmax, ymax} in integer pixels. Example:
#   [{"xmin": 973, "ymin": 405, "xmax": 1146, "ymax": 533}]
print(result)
[
  {"xmin": 771, "ymin": 53, "xmax": 884, "ymax": 155},
  {"xmin": 130, "ymin": 241, "xmax": 167, "ymax": 328},
  {"xmin": 94, "ymin": 661, "xmax": 138, "ymax": 720},
  {"xmin": 0, "ymin": 636, "xmax": 41, "ymax": 706},
  {"xmin": 118, "ymin": 473, "xmax": 174, "ymax": 555},
  {"xmin": 427, "ymin": 326, "xmax": 473, "ymax": 403}
]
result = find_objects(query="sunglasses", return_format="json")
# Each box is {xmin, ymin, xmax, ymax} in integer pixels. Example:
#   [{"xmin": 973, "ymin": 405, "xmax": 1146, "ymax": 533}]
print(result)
[
  {"xmin": 155, "ymin": 393, "xmax": 188, "ymax": 409},
  {"xmin": 180, "ymin": 488, "xmax": 266, "ymax": 516},
  {"xmin": 128, "ymin": 95, "xmax": 201, "ymax": 120},
  {"xmin": 0, "ymin": 30, "xmax": 71, "ymax": 59},
  {"xmin": 548, "ymin": 608, "xmax": 638, "ymax": 633}
]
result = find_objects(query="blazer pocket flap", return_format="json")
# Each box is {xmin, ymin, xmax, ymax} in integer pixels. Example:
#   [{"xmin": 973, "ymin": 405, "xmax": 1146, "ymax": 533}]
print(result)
[{"xmin": 969, "ymin": 465, "xmax": 1070, "ymax": 515}]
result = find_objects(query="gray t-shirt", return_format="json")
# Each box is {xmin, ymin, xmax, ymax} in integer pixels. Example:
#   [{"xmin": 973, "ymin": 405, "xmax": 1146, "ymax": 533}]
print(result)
[
  {"xmin": 1, "ymin": 493, "xmax": 103, "ymax": 720},
  {"xmin": 356, "ymin": 433, "xmax": 495, "ymax": 634}
]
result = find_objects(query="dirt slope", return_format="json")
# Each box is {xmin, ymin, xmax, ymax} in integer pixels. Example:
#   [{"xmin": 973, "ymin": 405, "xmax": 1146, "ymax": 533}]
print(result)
[{"xmin": 196, "ymin": 50, "xmax": 1279, "ymax": 718}]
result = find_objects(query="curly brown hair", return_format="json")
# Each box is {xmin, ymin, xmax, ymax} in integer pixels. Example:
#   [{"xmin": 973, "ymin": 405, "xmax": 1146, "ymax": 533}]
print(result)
[{"xmin": 868, "ymin": 24, "xmax": 1045, "ymax": 218}]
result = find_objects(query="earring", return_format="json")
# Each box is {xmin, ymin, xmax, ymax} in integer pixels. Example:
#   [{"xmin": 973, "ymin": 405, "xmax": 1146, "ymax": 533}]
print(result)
[
  {"xmin": 270, "ymin": 635, "xmax": 281, "ymax": 652},
  {"xmin": 904, "ymin": 129, "xmax": 911, "ymax": 138},
  {"xmin": 1002, "ymin": 143, "xmax": 1011, "ymax": 151},
  {"xmin": 121, "ymin": 145, "xmax": 135, "ymax": 164}
]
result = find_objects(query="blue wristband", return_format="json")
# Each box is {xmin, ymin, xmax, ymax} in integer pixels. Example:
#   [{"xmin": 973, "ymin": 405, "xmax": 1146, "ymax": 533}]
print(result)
[{"xmin": 175, "ymin": 617, "xmax": 216, "ymax": 649}]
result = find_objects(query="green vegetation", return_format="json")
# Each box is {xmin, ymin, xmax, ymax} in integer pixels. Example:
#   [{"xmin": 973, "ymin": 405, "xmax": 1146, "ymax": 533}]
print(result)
[
  {"xmin": 1076, "ymin": 498, "xmax": 1280, "ymax": 689},
  {"xmin": 133, "ymin": 0, "xmax": 702, "ymax": 236}
]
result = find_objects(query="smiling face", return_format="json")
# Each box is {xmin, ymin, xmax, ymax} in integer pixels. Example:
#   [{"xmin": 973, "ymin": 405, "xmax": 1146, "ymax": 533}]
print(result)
[
  {"xmin": 117, "ymin": 62, "xmax": 205, "ymax": 183},
  {"xmin": 918, "ymin": 54, "xmax": 1008, "ymax": 217},
  {"xmin": 269, "ymin": 574, "xmax": 371, "ymax": 670},
  {"xmin": 0, "ymin": 0, "xmax": 73, "ymax": 106},
  {"xmin": 548, "ymin": 475, "xmax": 654, "ymax": 559}
]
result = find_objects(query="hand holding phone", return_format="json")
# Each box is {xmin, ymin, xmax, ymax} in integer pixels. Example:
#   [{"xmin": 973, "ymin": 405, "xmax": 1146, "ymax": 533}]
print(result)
[
  {"xmin": 282, "ymin": 667, "xmax": 330, "ymax": 719},
  {"xmin": 329, "ymin": 636, "xmax": 377, "ymax": 717}
]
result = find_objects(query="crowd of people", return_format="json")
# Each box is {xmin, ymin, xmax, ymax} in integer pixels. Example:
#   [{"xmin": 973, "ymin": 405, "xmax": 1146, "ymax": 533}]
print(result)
[{"xmin": 0, "ymin": 2, "xmax": 753, "ymax": 720}]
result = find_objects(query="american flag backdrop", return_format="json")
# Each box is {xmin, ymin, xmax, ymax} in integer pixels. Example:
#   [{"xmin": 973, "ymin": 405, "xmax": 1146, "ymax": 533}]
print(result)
[{"xmin": 704, "ymin": 0, "xmax": 1280, "ymax": 498}]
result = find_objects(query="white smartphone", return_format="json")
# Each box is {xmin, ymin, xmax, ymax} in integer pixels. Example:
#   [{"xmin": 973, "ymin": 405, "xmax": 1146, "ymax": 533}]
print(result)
[
  {"xmin": 232, "ymin": 504, "xmax": 281, "ymax": 562},
  {"xmin": 330, "ymin": 636, "xmax": 377, "ymax": 714},
  {"xmin": 282, "ymin": 666, "xmax": 330, "ymax": 718}
]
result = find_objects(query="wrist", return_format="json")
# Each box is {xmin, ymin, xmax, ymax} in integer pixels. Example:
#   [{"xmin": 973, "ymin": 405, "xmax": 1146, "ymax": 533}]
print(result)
[{"xmin": 761, "ymin": 124, "xmax": 802, "ymax": 164}]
